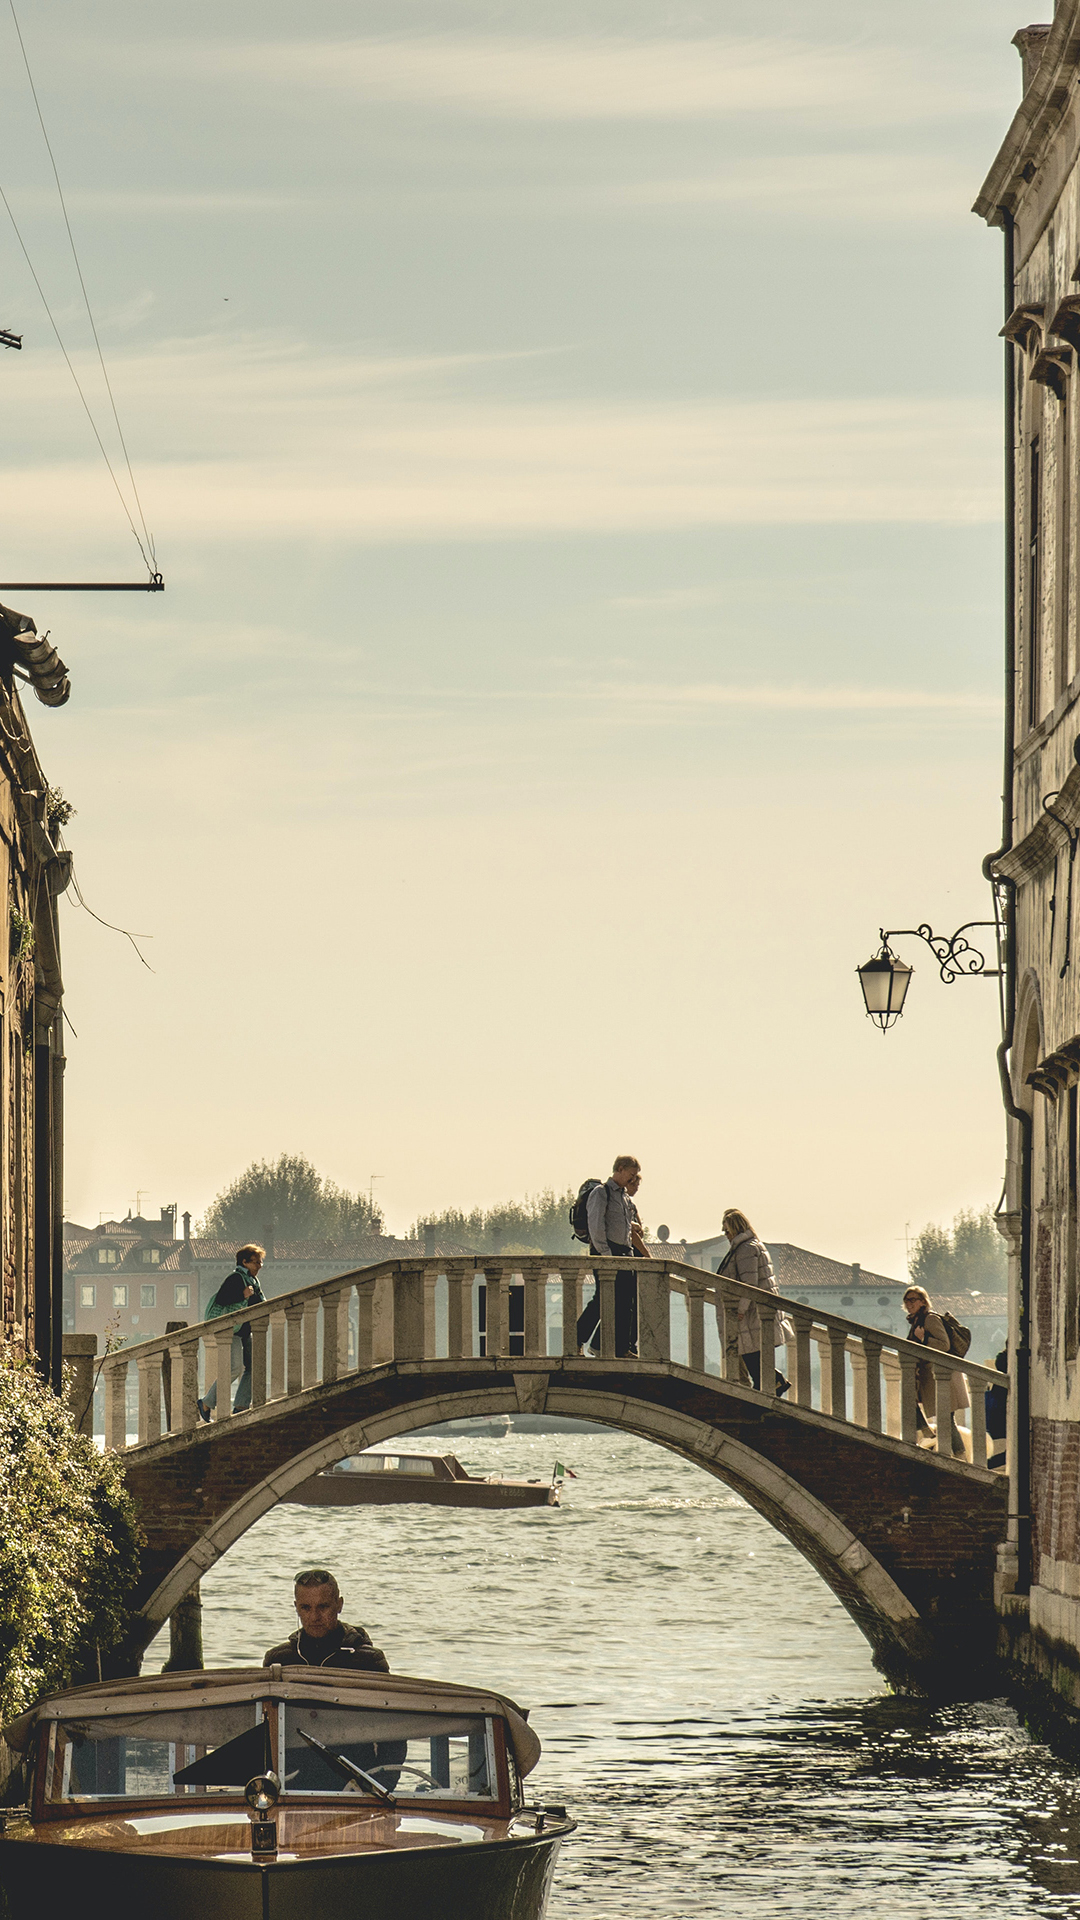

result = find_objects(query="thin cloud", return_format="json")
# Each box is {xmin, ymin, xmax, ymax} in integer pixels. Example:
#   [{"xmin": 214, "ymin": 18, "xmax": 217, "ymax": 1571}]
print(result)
[
  {"xmin": 0, "ymin": 337, "xmax": 1000, "ymax": 545},
  {"xmin": 166, "ymin": 34, "xmax": 995, "ymax": 127},
  {"xmin": 614, "ymin": 153, "xmax": 977, "ymax": 224},
  {"xmin": 592, "ymin": 682, "xmax": 999, "ymax": 713}
]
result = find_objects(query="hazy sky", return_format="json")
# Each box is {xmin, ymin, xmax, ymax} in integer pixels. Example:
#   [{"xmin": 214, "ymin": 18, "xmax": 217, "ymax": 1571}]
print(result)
[{"xmin": 0, "ymin": 0, "xmax": 1026, "ymax": 1269}]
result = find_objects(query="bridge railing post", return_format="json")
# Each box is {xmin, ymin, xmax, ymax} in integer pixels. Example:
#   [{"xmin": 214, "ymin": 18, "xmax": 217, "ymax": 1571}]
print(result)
[
  {"xmin": 482, "ymin": 1266, "xmax": 505, "ymax": 1359},
  {"xmin": 446, "ymin": 1264, "xmax": 473, "ymax": 1359},
  {"xmin": 882, "ymin": 1350, "xmax": 901, "ymax": 1436},
  {"xmin": 687, "ymin": 1278, "xmax": 707, "ymax": 1373},
  {"xmin": 249, "ymin": 1312, "xmax": 269, "ymax": 1409},
  {"xmin": 969, "ymin": 1366, "xmax": 988, "ymax": 1465},
  {"xmin": 562, "ymin": 1267, "xmax": 583, "ymax": 1357},
  {"xmin": 104, "ymin": 1355, "xmax": 127, "ymax": 1450},
  {"xmin": 270, "ymin": 1308, "xmax": 286, "ymax": 1398},
  {"xmin": 816, "ymin": 1327, "xmax": 846, "ymax": 1421},
  {"xmin": 861, "ymin": 1335, "xmax": 883, "ymax": 1434},
  {"xmin": 284, "ymin": 1305, "xmax": 304, "ymax": 1395},
  {"xmin": 321, "ymin": 1283, "xmax": 352, "ymax": 1383},
  {"xmin": 790, "ymin": 1309, "xmax": 813, "ymax": 1407},
  {"xmin": 711, "ymin": 1276, "xmax": 742, "ymax": 1381},
  {"xmin": 355, "ymin": 1277, "xmax": 377, "ymax": 1370},
  {"xmin": 849, "ymin": 1338, "xmax": 868, "ymax": 1428},
  {"xmin": 172, "ymin": 1336, "xmax": 200, "ymax": 1431},
  {"xmin": 135, "ymin": 1348, "xmax": 162, "ymax": 1446},
  {"xmin": 301, "ymin": 1297, "xmax": 320, "ymax": 1388},
  {"xmin": 897, "ymin": 1346, "xmax": 919, "ymax": 1443},
  {"xmin": 637, "ymin": 1263, "xmax": 671, "ymax": 1363},
  {"xmin": 521, "ymin": 1264, "xmax": 547, "ymax": 1357},
  {"xmin": 757, "ymin": 1303, "xmax": 777, "ymax": 1400},
  {"xmin": 210, "ymin": 1323, "xmax": 235, "ymax": 1420},
  {"xmin": 394, "ymin": 1268, "xmax": 429, "ymax": 1362},
  {"xmin": 597, "ymin": 1265, "xmax": 617, "ymax": 1360},
  {"xmin": 931, "ymin": 1359, "xmax": 956, "ymax": 1456}
]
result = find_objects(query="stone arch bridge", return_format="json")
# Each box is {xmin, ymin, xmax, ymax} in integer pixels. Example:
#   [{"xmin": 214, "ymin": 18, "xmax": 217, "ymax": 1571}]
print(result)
[{"xmin": 98, "ymin": 1256, "xmax": 1008, "ymax": 1690}]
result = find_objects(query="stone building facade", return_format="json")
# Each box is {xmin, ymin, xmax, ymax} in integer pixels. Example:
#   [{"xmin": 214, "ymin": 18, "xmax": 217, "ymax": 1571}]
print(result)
[
  {"xmin": 0, "ymin": 603, "xmax": 70, "ymax": 1384},
  {"xmin": 976, "ymin": 5, "xmax": 1080, "ymax": 1721}
]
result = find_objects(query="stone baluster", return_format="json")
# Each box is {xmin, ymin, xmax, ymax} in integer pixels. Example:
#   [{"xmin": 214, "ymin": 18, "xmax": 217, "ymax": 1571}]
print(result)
[
  {"xmin": 484, "ymin": 1267, "xmax": 505, "ymax": 1359},
  {"xmin": 136, "ymin": 1348, "xmax": 162, "ymax": 1446},
  {"xmin": 597, "ymin": 1265, "xmax": 617, "ymax": 1360},
  {"xmin": 321, "ymin": 1284, "xmax": 351, "ymax": 1383},
  {"xmin": 105, "ymin": 1356, "xmax": 127, "ymax": 1450},
  {"xmin": 446, "ymin": 1265, "xmax": 473, "ymax": 1359},
  {"xmin": 210, "ymin": 1322, "xmax": 235, "ymax": 1419},
  {"xmin": 818, "ymin": 1328, "xmax": 846, "ymax": 1420},
  {"xmin": 354, "ymin": 1278, "xmax": 377, "ymax": 1370},
  {"xmin": 523, "ymin": 1266, "xmax": 546, "ymax": 1357},
  {"xmin": 790, "ymin": 1310, "xmax": 814, "ymax": 1407},
  {"xmin": 862, "ymin": 1335, "xmax": 883, "ymax": 1434},
  {"xmin": 850, "ymin": 1338, "xmax": 868, "ymax": 1427},
  {"xmin": 757, "ymin": 1302, "xmax": 777, "ymax": 1400},
  {"xmin": 637, "ymin": 1263, "xmax": 672, "ymax": 1363},
  {"xmin": 687, "ymin": 1281, "xmax": 706, "ymax": 1374},
  {"xmin": 393, "ymin": 1268, "xmax": 432, "ymax": 1362},
  {"xmin": 882, "ymin": 1349, "xmax": 902, "ymax": 1436},
  {"xmin": 717, "ymin": 1281, "xmax": 742, "ymax": 1383},
  {"xmin": 932, "ymin": 1359, "xmax": 955, "ymax": 1456},
  {"xmin": 897, "ymin": 1345, "xmax": 919, "ymax": 1444},
  {"xmin": 562, "ymin": 1267, "xmax": 583, "ymax": 1357},
  {"xmin": 283, "ymin": 1304, "xmax": 304, "ymax": 1394},
  {"xmin": 301, "ymin": 1297, "xmax": 320, "ymax": 1388},
  {"xmin": 270, "ymin": 1308, "xmax": 286, "ymax": 1398},
  {"xmin": 171, "ymin": 1337, "xmax": 200, "ymax": 1432},
  {"xmin": 248, "ymin": 1313, "xmax": 269, "ymax": 1410},
  {"xmin": 968, "ymin": 1366, "xmax": 988, "ymax": 1466}
]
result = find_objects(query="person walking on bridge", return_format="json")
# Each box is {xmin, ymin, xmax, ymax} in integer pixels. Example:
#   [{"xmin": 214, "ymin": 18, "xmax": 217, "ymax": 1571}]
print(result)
[
  {"xmin": 717, "ymin": 1209, "xmax": 790, "ymax": 1397},
  {"xmin": 197, "ymin": 1243, "xmax": 267, "ymax": 1422},
  {"xmin": 903, "ymin": 1285, "xmax": 969, "ymax": 1458},
  {"xmin": 577, "ymin": 1155, "xmax": 642, "ymax": 1357}
]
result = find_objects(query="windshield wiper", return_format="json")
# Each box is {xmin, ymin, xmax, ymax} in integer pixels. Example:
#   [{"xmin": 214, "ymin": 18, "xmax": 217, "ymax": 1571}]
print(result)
[{"xmin": 296, "ymin": 1728, "xmax": 397, "ymax": 1807}]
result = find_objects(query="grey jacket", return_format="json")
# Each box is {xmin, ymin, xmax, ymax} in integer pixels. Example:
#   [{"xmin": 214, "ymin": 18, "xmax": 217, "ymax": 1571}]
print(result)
[{"xmin": 587, "ymin": 1178, "xmax": 634, "ymax": 1255}]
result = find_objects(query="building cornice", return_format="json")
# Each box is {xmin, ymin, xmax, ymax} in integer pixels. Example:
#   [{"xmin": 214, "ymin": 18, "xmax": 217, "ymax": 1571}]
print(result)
[
  {"xmin": 993, "ymin": 757, "xmax": 1080, "ymax": 882},
  {"xmin": 974, "ymin": 10, "xmax": 1080, "ymax": 225}
]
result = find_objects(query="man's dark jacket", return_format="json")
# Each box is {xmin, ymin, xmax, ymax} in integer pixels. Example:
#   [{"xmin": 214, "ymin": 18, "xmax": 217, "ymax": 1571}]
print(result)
[{"xmin": 262, "ymin": 1623, "xmax": 389, "ymax": 1671}]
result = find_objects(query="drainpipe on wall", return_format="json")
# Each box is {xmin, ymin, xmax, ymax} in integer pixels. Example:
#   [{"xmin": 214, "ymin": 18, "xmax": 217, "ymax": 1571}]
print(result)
[{"xmin": 982, "ymin": 202, "xmax": 1032, "ymax": 1592}]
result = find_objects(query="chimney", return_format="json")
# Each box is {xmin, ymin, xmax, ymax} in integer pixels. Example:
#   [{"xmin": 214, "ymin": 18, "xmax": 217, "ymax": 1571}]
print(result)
[
  {"xmin": 262, "ymin": 1223, "xmax": 275, "ymax": 1261},
  {"xmin": 160, "ymin": 1203, "xmax": 177, "ymax": 1238},
  {"xmin": 182, "ymin": 1210, "xmax": 191, "ymax": 1246},
  {"xmin": 852, "ymin": 1262, "xmax": 861, "ymax": 1285},
  {"xmin": 1013, "ymin": 25, "xmax": 1052, "ymax": 97},
  {"xmin": 423, "ymin": 1223, "xmax": 436, "ymax": 1259}
]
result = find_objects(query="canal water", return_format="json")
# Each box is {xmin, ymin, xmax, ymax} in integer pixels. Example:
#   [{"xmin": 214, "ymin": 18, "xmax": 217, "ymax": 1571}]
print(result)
[{"xmin": 196, "ymin": 1429, "xmax": 1080, "ymax": 1917}]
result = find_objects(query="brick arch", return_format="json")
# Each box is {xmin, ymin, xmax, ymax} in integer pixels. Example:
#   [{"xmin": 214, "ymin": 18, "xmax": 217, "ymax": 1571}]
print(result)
[{"xmin": 136, "ymin": 1382, "xmax": 938, "ymax": 1684}]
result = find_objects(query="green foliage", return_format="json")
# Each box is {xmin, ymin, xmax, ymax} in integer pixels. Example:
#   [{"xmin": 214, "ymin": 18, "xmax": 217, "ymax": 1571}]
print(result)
[
  {"xmin": 200, "ymin": 1151, "xmax": 383, "ymax": 1244},
  {"xmin": 0, "ymin": 1357, "xmax": 141, "ymax": 1722},
  {"xmin": 909, "ymin": 1205, "xmax": 1007, "ymax": 1295},
  {"xmin": 44, "ymin": 786, "xmax": 75, "ymax": 835},
  {"xmin": 8, "ymin": 907, "xmax": 33, "ymax": 968},
  {"xmin": 409, "ymin": 1189, "xmax": 578, "ymax": 1255}
]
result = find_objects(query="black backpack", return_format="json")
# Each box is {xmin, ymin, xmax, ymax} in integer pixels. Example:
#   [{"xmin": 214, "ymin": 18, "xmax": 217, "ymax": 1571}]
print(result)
[
  {"xmin": 570, "ymin": 1179, "xmax": 601, "ymax": 1244},
  {"xmin": 940, "ymin": 1310, "xmax": 972, "ymax": 1358}
]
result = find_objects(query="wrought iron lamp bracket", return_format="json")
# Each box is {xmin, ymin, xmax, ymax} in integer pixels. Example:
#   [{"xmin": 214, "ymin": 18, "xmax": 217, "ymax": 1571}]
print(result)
[{"xmin": 879, "ymin": 923, "xmax": 1001, "ymax": 986}]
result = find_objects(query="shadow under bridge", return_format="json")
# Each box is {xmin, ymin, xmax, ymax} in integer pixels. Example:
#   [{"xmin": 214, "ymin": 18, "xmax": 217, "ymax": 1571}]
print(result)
[{"xmin": 107, "ymin": 1256, "xmax": 1009, "ymax": 1690}]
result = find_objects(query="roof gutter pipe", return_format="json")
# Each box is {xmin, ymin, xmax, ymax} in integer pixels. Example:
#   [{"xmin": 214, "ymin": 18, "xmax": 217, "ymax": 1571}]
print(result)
[{"xmin": 982, "ymin": 204, "xmax": 1031, "ymax": 1591}]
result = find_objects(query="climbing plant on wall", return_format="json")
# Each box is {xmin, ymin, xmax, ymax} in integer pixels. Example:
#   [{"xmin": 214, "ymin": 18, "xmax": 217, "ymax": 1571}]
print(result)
[{"xmin": 0, "ymin": 1355, "xmax": 141, "ymax": 1722}]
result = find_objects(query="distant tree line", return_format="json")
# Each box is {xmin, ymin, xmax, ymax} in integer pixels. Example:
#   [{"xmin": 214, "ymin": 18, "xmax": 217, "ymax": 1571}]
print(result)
[
  {"xmin": 407, "ymin": 1189, "xmax": 579, "ymax": 1256},
  {"xmin": 908, "ymin": 1205, "xmax": 1006, "ymax": 1295},
  {"xmin": 198, "ymin": 1154, "xmax": 578, "ymax": 1255},
  {"xmin": 200, "ymin": 1153, "xmax": 384, "ymax": 1244}
]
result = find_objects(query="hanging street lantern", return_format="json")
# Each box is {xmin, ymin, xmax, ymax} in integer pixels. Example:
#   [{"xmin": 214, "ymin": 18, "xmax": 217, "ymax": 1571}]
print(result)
[{"xmin": 857, "ymin": 946, "xmax": 914, "ymax": 1031}]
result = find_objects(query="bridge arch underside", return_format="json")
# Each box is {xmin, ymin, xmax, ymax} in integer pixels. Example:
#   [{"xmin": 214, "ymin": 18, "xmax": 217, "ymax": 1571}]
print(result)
[{"xmin": 123, "ymin": 1363, "xmax": 1008, "ymax": 1692}]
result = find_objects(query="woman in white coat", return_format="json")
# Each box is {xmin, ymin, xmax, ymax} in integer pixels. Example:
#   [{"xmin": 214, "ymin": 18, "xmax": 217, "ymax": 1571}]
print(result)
[{"xmin": 717, "ymin": 1209, "xmax": 791, "ymax": 1397}]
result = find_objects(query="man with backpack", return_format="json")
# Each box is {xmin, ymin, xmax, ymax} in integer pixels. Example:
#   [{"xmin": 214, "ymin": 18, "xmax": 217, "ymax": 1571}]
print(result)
[{"xmin": 573, "ymin": 1156, "xmax": 642, "ymax": 1358}]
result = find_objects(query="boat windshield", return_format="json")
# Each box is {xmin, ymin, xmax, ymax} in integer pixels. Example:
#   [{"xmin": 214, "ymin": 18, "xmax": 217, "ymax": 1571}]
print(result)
[
  {"xmin": 281, "ymin": 1702, "xmax": 495, "ymax": 1800},
  {"xmin": 44, "ymin": 1701, "xmax": 497, "ymax": 1805},
  {"xmin": 46, "ymin": 1702, "xmax": 269, "ymax": 1801}
]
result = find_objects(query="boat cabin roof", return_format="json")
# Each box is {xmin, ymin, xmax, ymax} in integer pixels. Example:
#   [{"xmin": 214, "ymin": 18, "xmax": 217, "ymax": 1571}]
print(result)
[{"xmin": 2, "ymin": 1665, "xmax": 541, "ymax": 1777}]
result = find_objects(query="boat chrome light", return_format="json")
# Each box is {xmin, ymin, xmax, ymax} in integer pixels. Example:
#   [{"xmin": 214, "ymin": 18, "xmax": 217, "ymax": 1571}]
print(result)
[{"xmin": 244, "ymin": 1771, "xmax": 281, "ymax": 1857}]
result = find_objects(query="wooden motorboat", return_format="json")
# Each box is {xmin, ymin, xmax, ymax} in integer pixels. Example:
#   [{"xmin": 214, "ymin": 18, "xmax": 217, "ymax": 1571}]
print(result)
[
  {"xmin": 286, "ymin": 1450, "xmax": 562, "ymax": 1510},
  {"xmin": 0, "ymin": 1666, "xmax": 573, "ymax": 1920}
]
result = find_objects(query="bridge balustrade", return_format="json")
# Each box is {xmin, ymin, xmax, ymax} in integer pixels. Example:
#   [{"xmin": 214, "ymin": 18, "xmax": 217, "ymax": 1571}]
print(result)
[{"xmin": 103, "ymin": 1256, "xmax": 1007, "ymax": 1468}]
